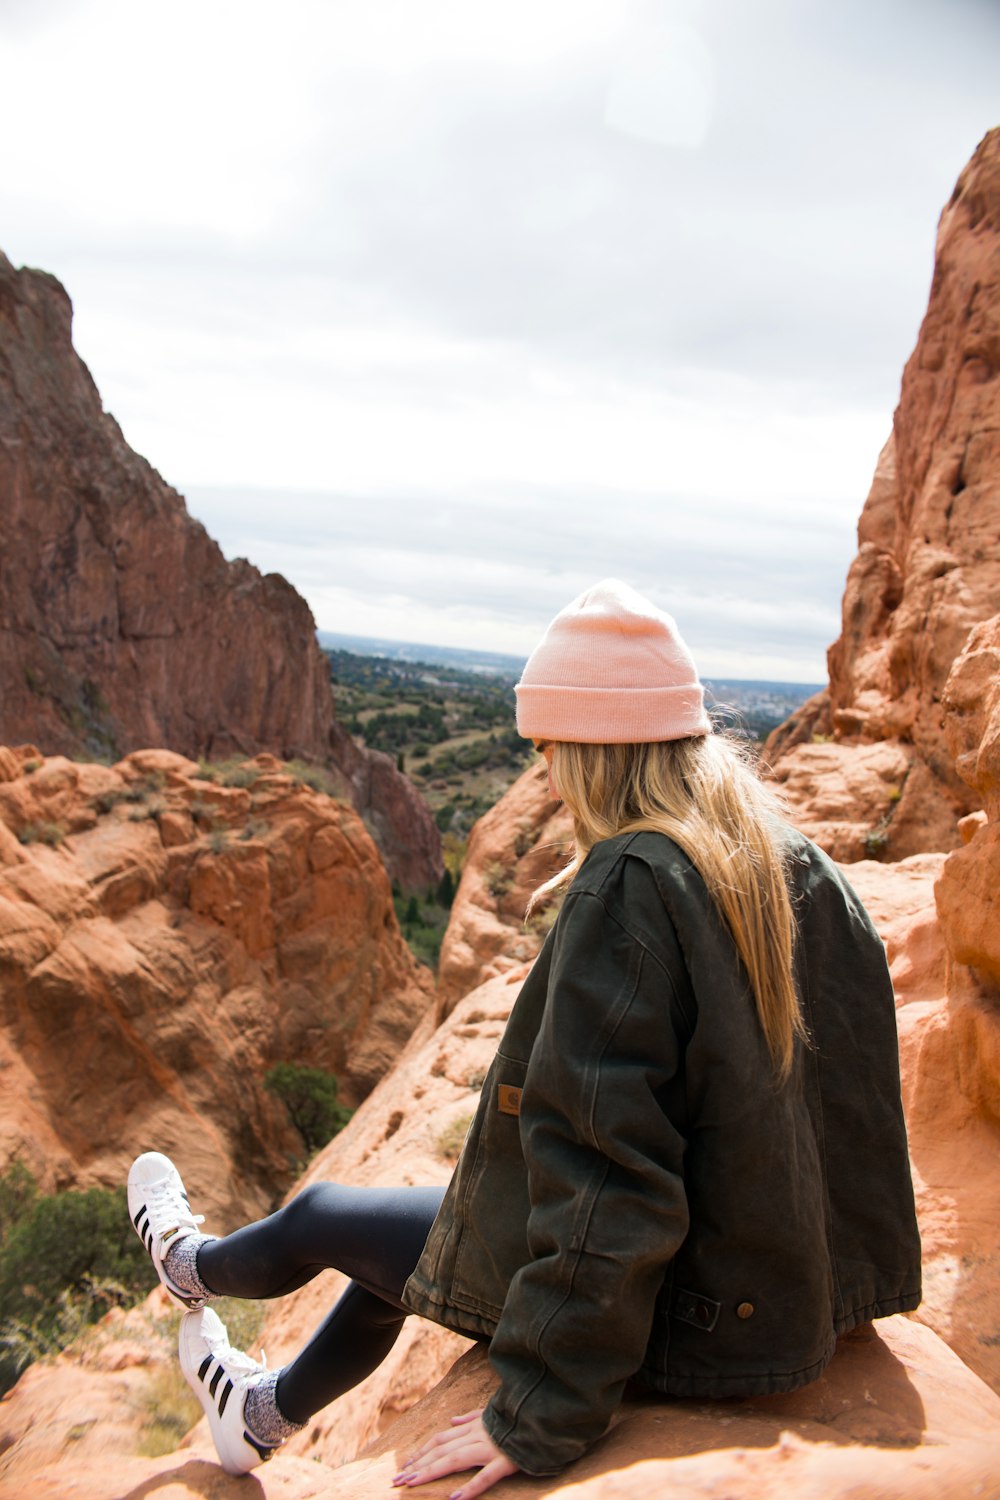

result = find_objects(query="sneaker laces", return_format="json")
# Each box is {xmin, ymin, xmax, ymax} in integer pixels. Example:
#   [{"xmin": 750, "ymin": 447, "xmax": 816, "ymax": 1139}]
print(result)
[
  {"xmin": 147, "ymin": 1176, "xmax": 205, "ymax": 1240},
  {"xmin": 205, "ymin": 1328, "xmax": 269, "ymax": 1387}
]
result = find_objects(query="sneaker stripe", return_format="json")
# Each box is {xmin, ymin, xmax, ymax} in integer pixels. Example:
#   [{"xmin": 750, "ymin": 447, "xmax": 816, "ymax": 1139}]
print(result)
[
  {"xmin": 217, "ymin": 1377, "xmax": 233, "ymax": 1417},
  {"xmin": 133, "ymin": 1205, "xmax": 147, "ymax": 1230},
  {"xmin": 198, "ymin": 1355, "xmax": 214, "ymax": 1383},
  {"xmin": 209, "ymin": 1365, "xmax": 224, "ymax": 1399}
]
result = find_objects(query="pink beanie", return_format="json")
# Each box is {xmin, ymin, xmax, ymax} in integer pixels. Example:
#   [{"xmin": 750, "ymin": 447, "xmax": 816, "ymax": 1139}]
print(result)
[{"xmin": 515, "ymin": 579, "xmax": 711, "ymax": 743}]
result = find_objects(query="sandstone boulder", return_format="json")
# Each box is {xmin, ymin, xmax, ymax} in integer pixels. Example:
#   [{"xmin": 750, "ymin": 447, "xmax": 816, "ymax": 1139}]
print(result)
[{"xmin": 0, "ymin": 746, "xmax": 432, "ymax": 1222}]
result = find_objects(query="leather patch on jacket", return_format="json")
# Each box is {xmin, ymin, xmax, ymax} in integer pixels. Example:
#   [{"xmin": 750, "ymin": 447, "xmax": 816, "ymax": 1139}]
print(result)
[{"xmin": 497, "ymin": 1084, "xmax": 522, "ymax": 1117}]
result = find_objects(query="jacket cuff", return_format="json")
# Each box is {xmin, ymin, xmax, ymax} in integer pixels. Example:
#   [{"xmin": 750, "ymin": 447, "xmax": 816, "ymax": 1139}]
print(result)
[{"xmin": 481, "ymin": 1396, "xmax": 569, "ymax": 1477}]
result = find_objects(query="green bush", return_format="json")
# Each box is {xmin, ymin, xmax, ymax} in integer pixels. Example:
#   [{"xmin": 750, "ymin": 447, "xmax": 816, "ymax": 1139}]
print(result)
[
  {"xmin": 264, "ymin": 1064, "xmax": 353, "ymax": 1155},
  {"xmin": 91, "ymin": 787, "xmax": 131, "ymax": 815},
  {"xmin": 435, "ymin": 1112, "xmax": 474, "ymax": 1163},
  {"xmin": 285, "ymin": 760, "xmax": 344, "ymax": 798},
  {"xmin": 0, "ymin": 1165, "xmax": 152, "ymax": 1395},
  {"xmin": 393, "ymin": 889, "xmax": 450, "ymax": 969},
  {"xmin": 17, "ymin": 822, "xmax": 65, "ymax": 848}
]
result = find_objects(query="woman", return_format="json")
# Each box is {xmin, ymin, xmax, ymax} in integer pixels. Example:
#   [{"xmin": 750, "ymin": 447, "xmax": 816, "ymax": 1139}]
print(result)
[{"xmin": 128, "ymin": 579, "xmax": 921, "ymax": 1497}]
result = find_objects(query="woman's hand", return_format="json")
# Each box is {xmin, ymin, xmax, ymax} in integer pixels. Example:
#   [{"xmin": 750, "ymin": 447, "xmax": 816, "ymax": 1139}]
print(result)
[{"xmin": 393, "ymin": 1408, "xmax": 520, "ymax": 1499}]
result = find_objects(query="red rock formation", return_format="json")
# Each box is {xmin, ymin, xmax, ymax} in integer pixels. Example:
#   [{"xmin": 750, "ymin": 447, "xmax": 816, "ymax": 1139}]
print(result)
[
  {"xmin": 0, "ymin": 252, "xmax": 442, "ymax": 891},
  {"xmin": 0, "ymin": 255, "xmax": 333, "ymax": 764},
  {"xmin": 436, "ymin": 756, "xmax": 570, "ymax": 1014},
  {"xmin": 330, "ymin": 722, "xmax": 444, "ymax": 895},
  {"xmin": 935, "ymin": 615, "xmax": 1000, "ymax": 985},
  {"xmin": 768, "ymin": 129, "xmax": 1000, "ymax": 861},
  {"xmin": 0, "ymin": 745, "xmax": 432, "ymax": 1223}
]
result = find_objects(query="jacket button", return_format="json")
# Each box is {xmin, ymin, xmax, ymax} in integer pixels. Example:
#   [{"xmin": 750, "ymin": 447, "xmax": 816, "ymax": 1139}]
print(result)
[{"xmin": 736, "ymin": 1301, "xmax": 755, "ymax": 1320}]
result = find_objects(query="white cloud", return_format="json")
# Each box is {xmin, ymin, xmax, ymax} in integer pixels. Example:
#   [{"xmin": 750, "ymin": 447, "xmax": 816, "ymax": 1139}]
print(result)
[{"xmin": 2, "ymin": 0, "xmax": 999, "ymax": 681}]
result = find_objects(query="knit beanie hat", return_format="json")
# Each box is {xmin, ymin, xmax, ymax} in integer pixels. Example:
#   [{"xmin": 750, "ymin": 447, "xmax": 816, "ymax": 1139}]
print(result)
[{"xmin": 515, "ymin": 579, "xmax": 711, "ymax": 743}]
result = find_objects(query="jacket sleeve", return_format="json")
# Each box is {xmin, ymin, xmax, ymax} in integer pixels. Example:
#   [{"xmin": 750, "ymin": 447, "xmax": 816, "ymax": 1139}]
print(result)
[{"xmin": 481, "ymin": 881, "xmax": 690, "ymax": 1474}]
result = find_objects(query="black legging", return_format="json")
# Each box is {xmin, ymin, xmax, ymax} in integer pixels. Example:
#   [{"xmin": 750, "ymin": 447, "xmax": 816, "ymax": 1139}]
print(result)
[{"xmin": 197, "ymin": 1183, "xmax": 446, "ymax": 1425}]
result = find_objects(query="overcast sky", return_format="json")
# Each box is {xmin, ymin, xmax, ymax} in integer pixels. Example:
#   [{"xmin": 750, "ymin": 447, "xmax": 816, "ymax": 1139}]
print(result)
[{"xmin": 3, "ymin": 0, "xmax": 999, "ymax": 681}]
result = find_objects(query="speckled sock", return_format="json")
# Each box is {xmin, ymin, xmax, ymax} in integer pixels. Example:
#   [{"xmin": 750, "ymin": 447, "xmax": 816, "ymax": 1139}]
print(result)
[
  {"xmin": 244, "ymin": 1370, "xmax": 305, "ymax": 1444},
  {"xmin": 163, "ymin": 1232, "xmax": 216, "ymax": 1300}
]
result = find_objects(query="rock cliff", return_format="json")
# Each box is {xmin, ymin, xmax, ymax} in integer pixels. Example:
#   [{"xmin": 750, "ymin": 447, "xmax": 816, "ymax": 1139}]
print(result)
[
  {"xmin": 0, "ymin": 744, "xmax": 432, "ymax": 1222},
  {"xmin": 0, "ymin": 252, "xmax": 442, "ymax": 890},
  {"xmin": 768, "ymin": 128, "xmax": 1000, "ymax": 861},
  {"xmin": 436, "ymin": 756, "xmax": 569, "ymax": 1014},
  {"xmin": 935, "ymin": 615, "xmax": 1000, "ymax": 985},
  {"xmin": 0, "ymin": 254, "xmax": 333, "ymax": 765}
]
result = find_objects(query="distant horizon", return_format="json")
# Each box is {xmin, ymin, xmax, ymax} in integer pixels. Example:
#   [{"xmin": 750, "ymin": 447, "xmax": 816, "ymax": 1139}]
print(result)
[{"xmin": 318, "ymin": 629, "xmax": 826, "ymax": 693}]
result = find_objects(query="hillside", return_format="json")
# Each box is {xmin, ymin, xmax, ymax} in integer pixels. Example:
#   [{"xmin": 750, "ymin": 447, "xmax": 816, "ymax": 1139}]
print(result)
[{"xmin": 327, "ymin": 646, "xmax": 821, "ymax": 842}]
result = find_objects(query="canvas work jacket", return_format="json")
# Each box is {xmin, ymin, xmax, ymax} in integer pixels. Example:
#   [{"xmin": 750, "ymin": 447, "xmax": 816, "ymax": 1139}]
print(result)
[{"xmin": 403, "ymin": 827, "xmax": 922, "ymax": 1475}]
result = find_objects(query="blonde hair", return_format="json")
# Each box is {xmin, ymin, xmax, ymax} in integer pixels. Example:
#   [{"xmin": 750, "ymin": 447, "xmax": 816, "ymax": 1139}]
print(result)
[{"xmin": 535, "ymin": 734, "xmax": 806, "ymax": 1082}]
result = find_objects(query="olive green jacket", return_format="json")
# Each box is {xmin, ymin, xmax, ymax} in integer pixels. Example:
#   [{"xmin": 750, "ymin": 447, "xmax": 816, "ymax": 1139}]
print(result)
[{"xmin": 403, "ymin": 829, "xmax": 921, "ymax": 1475}]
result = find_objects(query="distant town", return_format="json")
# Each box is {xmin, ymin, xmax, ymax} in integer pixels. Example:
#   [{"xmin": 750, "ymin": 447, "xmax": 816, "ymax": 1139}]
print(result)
[{"xmin": 318, "ymin": 631, "xmax": 823, "ymax": 738}]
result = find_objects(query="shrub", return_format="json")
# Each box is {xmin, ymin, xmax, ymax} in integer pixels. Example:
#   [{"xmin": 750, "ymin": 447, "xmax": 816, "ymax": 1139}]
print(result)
[
  {"xmin": 526, "ymin": 901, "xmax": 560, "ymax": 939},
  {"xmin": 437, "ymin": 867, "xmax": 455, "ymax": 908},
  {"xmin": 436, "ymin": 1113, "xmax": 474, "ymax": 1163},
  {"xmin": 265, "ymin": 1064, "xmax": 353, "ymax": 1155},
  {"xmin": 394, "ymin": 890, "xmax": 449, "ymax": 969},
  {"xmin": 434, "ymin": 802, "xmax": 455, "ymax": 831},
  {"xmin": 214, "ymin": 764, "xmax": 262, "ymax": 789},
  {"xmin": 137, "ymin": 1364, "xmax": 203, "ymax": 1456},
  {"xmin": 862, "ymin": 827, "xmax": 890, "ymax": 859},
  {"xmin": 513, "ymin": 823, "xmax": 536, "ymax": 858},
  {"xmin": 18, "ymin": 822, "xmax": 65, "ymax": 848},
  {"xmin": 238, "ymin": 817, "xmax": 270, "ymax": 842},
  {"xmin": 285, "ymin": 760, "xmax": 344, "ymax": 799},
  {"xmin": 0, "ymin": 1166, "xmax": 152, "ymax": 1395},
  {"xmin": 485, "ymin": 861, "xmax": 512, "ymax": 900},
  {"xmin": 91, "ymin": 787, "xmax": 130, "ymax": 815}
]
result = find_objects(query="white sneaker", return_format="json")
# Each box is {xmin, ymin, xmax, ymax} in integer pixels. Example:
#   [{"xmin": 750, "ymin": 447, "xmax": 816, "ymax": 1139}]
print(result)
[
  {"xmin": 179, "ymin": 1307, "xmax": 280, "ymax": 1475},
  {"xmin": 127, "ymin": 1151, "xmax": 209, "ymax": 1312}
]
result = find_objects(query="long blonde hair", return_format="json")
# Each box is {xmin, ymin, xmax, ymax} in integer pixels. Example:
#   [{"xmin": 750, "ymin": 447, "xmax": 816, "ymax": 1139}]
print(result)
[{"xmin": 535, "ymin": 734, "xmax": 806, "ymax": 1082}]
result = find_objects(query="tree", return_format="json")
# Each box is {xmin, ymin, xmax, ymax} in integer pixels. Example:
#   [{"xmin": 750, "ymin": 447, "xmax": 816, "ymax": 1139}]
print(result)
[{"xmin": 265, "ymin": 1064, "xmax": 353, "ymax": 1155}]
